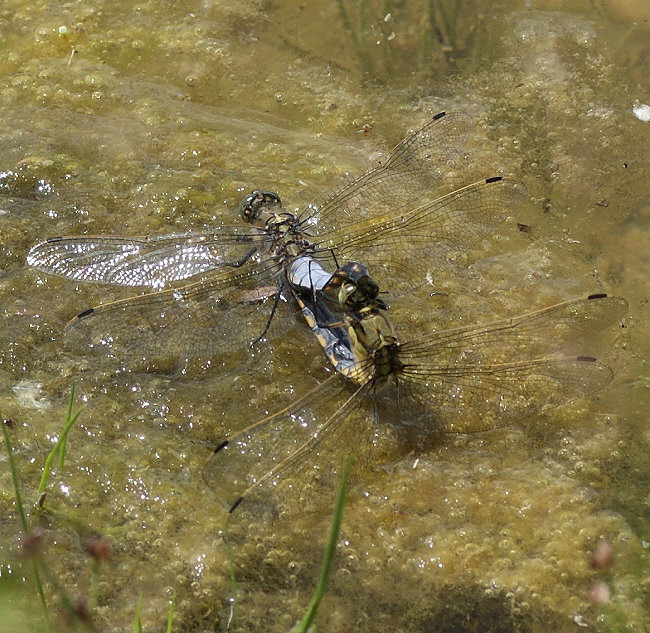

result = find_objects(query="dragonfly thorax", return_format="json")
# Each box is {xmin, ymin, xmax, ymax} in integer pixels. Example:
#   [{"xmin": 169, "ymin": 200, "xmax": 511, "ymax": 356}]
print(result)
[
  {"xmin": 346, "ymin": 309, "xmax": 401, "ymax": 385},
  {"xmin": 372, "ymin": 343, "xmax": 403, "ymax": 384},
  {"xmin": 264, "ymin": 214, "xmax": 316, "ymax": 265}
]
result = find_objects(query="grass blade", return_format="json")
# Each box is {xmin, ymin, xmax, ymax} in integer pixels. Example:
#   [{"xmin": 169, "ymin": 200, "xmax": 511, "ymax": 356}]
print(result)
[
  {"xmin": 58, "ymin": 385, "xmax": 84, "ymax": 470},
  {"xmin": 165, "ymin": 592, "xmax": 175, "ymax": 633},
  {"xmin": 37, "ymin": 384, "xmax": 84, "ymax": 498},
  {"xmin": 133, "ymin": 596, "xmax": 143, "ymax": 633},
  {"xmin": 1, "ymin": 421, "xmax": 52, "ymax": 633},
  {"xmin": 293, "ymin": 456, "xmax": 353, "ymax": 633}
]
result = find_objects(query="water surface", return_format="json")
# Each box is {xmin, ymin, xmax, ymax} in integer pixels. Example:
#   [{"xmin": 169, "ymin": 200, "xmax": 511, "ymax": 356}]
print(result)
[{"xmin": 0, "ymin": 0, "xmax": 648, "ymax": 631}]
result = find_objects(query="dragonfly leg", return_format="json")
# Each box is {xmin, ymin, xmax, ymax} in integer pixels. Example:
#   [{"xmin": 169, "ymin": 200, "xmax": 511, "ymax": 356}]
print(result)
[
  {"xmin": 222, "ymin": 245, "xmax": 258, "ymax": 268},
  {"xmin": 249, "ymin": 283, "xmax": 284, "ymax": 348}
]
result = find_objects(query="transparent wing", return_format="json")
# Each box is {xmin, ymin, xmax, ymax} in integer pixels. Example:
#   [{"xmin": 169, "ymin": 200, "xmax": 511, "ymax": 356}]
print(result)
[
  {"xmin": 301, "ymin": 111, "xmax": 473, "ymax": 232},
  {"xmin": 26, "ymin": 226, "xmax": 266, "ymax": 288},
  {"xmin": 401, "ymin": 357, "xmax": 613, "ymax": 434},
  {"xmin": 397, "ymin": 294, "xmax": 627, "ymax": 433},
  {"xmin": 317, "ymin": 176, "xmax": 526, "ymax": 288},
  {"xmin": 204, "ymin": 373, "xmax": 376, "ymax": 514},
  {"xmin": 63, "ymin": 260, "xmax": 288, "ymax": 359},
  {"xmin": 403, "ymin": 294, "xmax": 628, "ymax": 360}
]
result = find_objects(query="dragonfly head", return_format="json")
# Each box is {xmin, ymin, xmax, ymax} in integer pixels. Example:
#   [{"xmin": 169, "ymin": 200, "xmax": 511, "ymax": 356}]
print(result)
[
  {"xmin": 334, "ymin": 262, "xmax": 387, "ymax": 312},
  {"xmin": 239, "ymin": 190, "xmax": 282, "ymax": 224}
]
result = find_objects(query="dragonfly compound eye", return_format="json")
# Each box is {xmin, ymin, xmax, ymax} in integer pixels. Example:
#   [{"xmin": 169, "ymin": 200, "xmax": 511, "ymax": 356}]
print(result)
[
  {"xmin": 238, "ymin": 190, "xmax": 282, "ymax": 223},
  {"xmin": 357, "ymin": 274, "xmax": 379, "ymax": 300}
]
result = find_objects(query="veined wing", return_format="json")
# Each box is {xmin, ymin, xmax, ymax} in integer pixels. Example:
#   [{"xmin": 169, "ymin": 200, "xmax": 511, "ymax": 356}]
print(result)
[
  {"xmin": 204, "ymin": 371, "xmax": 376, "ymax": 514},
  {"xmin": 63, "ymin": 259, "xmax": 287, "ymax": 359},
  {"xmin": 300, "ymin": 111, "xmax": 473, "ymax": 233},
  {"xmin": 400, "ymin": 356, "xmax": 614, "ymax": 434},
  {"xmin": 403, "ymin": 294, "xmax": 628, "ymax": 361},
  {"xmin": 316, "ymin": 177, "xmax": 526, "ymax": 287},
  {"xmin": 27, "ymin": 225, "xmax": 267, "ymax": 289},
  {"xmin": 396, "ymin": 294, "xmax": 627, "ymax": 433}
]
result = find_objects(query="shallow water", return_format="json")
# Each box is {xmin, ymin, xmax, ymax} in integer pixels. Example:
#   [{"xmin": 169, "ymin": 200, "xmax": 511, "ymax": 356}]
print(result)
[{"xmin": 0, "ymin": 0, "xmax": 649, "ymax": 631}]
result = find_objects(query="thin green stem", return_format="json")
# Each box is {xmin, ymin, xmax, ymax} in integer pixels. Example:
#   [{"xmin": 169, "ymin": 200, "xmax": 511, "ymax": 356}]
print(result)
[
  {"xmin": 133, "ymin": 596, "xmax": 143, "ymax": 633},
  {"xmin": 37, "ymin": 445, "xmax": 59, "ymax": 497},
  {"xmin": 37, "ymin": 384, "xmax": 84, "ymax": 498},
  {"xmin": 38, "ymin": 558, "xmax": 87, "ymax": 628},
  {"xmin": 1, "ymin": 422, "xmax": 52, "ymax": 633},
  {"xmin": 58, "ymin": 384, "xmax": 84, "ymax": 469},
  {"xmin": 165, "ymin": 593, "xmax": 175, "ymax": 633},
  {"xmin": 294, "ymin": 456, "xmax": 353, "ymax": 633},
  {"xmin": 2, "ymin": 423, "xmax": 29, "ymax": 532}
]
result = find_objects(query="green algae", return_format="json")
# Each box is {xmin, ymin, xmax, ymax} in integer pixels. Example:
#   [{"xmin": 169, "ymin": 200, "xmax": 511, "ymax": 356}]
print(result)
[{"xmin": 0, "ymin": 0, "xmax": 649, "ymax": 631}]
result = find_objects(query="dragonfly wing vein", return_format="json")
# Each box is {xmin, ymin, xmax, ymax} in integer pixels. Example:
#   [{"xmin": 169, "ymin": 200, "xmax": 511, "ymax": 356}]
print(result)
[
  {"xmin": 400, "ymin": 357, "xmax": 613, "ymax": 433},
  {"xmin": 27, "ymin": 229, "xmax": 266, "ymax": 288},
  {"xmin": 302, "ymin": 111, "xmax": 473, "ymax": 235},
  {"xmin": 318, "ymin": 177, "xmax": 526, "ymax": 290},
  {"xmin": 63, "ymin": 260, "xmax": 285, "ymax": 358},
  {"xmin": 205, "ymin": 373, "xmax": 376, "ymax": 514}
]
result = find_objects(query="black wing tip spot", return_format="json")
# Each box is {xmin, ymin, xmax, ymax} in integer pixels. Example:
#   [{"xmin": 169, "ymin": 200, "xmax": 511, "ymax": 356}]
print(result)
[
  {"xmin": 576, "ymin": 355, "xmax": 597, "ymax": 363},
  {"xmin": 588, "ymin": 293, "xmax": 608, "ymax": 300},
  {"xmin": 485, "ymin": 176, "xmax": 503, "ymax": 184},
  {"xmin": 432, "ymin": 111, "xmax": 446, "ymax": 120},
  {"xmin": 229, "ymin": 497, "xmax": 244, "ymax": 513},
  {"xmin": 76, "ymin": 308, "xmax": 95, "ymax": 319},
  {"xmin": 213, "ymin": 440, "xmax": 229, "ymax": 454},
  {"xmin": 46, "ymin": 236, "xmax": 64, "ymax": 243}
]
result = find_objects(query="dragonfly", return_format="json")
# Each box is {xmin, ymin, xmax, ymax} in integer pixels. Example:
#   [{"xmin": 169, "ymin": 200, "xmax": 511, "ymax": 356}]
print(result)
[
  {"xmin": 207, "ymin": 262, "xmax": 627, "ymax": 513},
  {"xmin": 26, "ymin": 112, "xmax": 525, "ymax": 359}
]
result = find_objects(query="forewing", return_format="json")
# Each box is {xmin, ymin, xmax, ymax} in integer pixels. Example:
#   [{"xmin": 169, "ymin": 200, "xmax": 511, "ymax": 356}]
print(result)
[
  {"xmin": 318, "ymin": 177, "xmax": 526, "ymax": 288},
  {"xmin": 27, "ymin": 227, "xmax": 265, "ymax": 288},
  {"xmin": 397, "ymin": 294, "xmax": 627, "ymax": 432},
  {"xmin": 63, "ymin": 260, "xmax": 286, "ymax": 359},
  {"xmin": 302, "ymin": 111, "xmax": 473, "ymax": 233}
]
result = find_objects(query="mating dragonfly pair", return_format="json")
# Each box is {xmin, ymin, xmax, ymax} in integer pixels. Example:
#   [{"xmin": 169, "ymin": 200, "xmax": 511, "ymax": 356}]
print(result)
[{"xmin": 27, "ymin": 112, "xmax": 627, "ymax": 513}]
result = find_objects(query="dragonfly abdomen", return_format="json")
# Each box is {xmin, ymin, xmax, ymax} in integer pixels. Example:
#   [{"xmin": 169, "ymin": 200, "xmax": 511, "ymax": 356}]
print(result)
[{"xmin": 286, "ymin": 255, "xmax": 334, "ymax": 292}]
